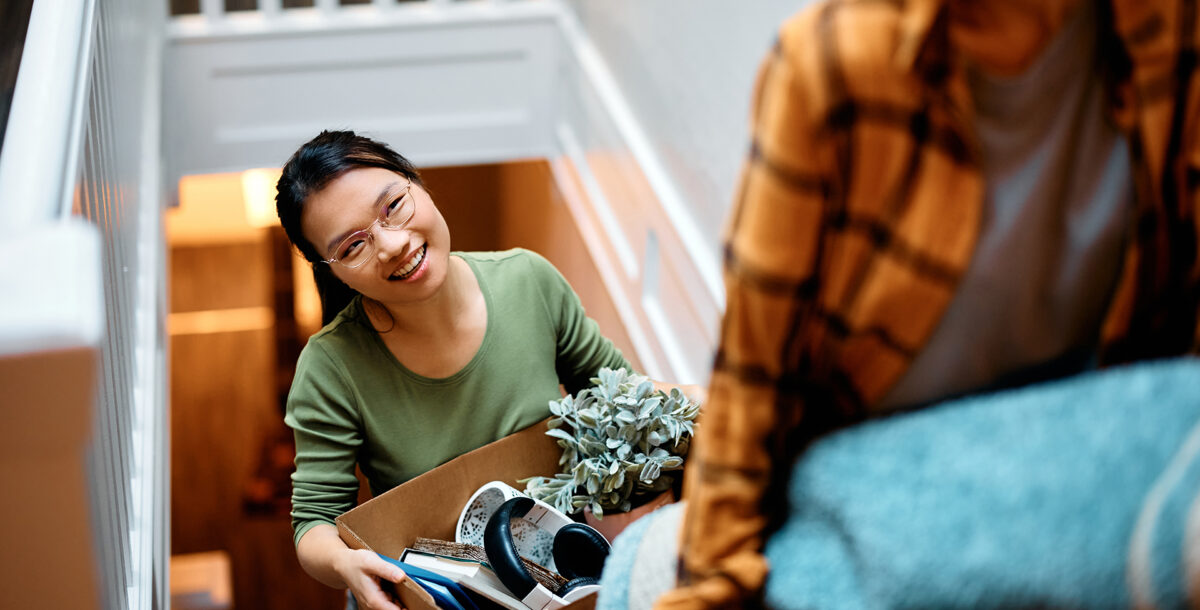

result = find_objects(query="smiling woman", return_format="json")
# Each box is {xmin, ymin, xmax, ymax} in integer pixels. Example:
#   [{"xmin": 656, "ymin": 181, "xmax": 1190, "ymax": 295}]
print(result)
[{"xmin": 272, "ymin": 130, "xmax": 677, "ymax": 610}]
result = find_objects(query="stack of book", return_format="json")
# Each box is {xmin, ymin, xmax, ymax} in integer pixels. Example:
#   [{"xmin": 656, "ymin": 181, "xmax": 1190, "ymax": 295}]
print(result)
[{"xmin": 398, "ymin": 544, "xmax": 526, "ymax": 609}]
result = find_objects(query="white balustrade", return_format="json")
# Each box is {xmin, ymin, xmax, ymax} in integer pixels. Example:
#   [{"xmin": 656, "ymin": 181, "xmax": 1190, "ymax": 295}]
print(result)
[
  {"xmin": 0, "ymin": 0, "xmax": 169, "ymax": 608},
  {"xmin": 173, "ymin": 0, "xmax": 537, "ymax": 23}
]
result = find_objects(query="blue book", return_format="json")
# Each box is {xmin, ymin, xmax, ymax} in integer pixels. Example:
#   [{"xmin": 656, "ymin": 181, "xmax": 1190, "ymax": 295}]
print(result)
[{"xmin": 376, "ymin": 553, "xmax": 481, "ymax": 610}]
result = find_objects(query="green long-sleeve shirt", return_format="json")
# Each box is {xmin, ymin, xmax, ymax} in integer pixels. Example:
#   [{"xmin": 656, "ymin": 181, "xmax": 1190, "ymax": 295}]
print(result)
[{"xmin": 286, "ymin": 249, "xmax": 632, "ymax": 545}]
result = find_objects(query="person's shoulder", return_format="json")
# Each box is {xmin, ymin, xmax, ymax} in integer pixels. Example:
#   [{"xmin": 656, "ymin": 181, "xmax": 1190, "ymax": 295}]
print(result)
[
  {"xmin": 776, "ymin": 0, "xmax": 914, "ymax": 101},
  {"xmin": 779, "ymin": 0, "xmax": 907, "ymax": 55},
  {"xmin": 297, "ymin": 299, "xmax": 370, "ymax": 365},
  {"xmin": 458, "ymin": 248, "xmax": 545, "ymax": 264},
  {"xmin": 459, "ymin": 250, "xmax": 567, "ymax": 307},
  {"xmin": 459, "ymin": 248, "xmax": 556, "ymax": 276}
]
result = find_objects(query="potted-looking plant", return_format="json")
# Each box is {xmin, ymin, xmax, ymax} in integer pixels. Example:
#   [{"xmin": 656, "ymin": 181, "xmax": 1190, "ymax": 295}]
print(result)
[{"xmin": 523, "ymin": 367, "xmax": 701, "ymax": 540}]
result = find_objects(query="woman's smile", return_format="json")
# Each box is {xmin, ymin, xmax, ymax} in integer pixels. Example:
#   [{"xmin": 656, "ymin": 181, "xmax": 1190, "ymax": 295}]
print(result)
[{"xmin": 388, "ymin": 244, "xmax": 428, "ymax": 282}]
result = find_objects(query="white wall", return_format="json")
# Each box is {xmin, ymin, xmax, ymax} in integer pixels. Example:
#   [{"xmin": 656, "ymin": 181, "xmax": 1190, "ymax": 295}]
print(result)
[
  {"xmin": 562, "ymin": 0, "xmax": 804, "ymax": 250},
  {"xmin": 164, "ymin": 4, "xmax": 562, "ymax": 194}
]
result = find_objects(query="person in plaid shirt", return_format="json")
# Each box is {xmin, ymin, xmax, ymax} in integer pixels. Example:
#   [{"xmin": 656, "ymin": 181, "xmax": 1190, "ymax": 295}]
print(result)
[{"xmin": 659, "ymin": 0, "xmax": 1200, "ymax": 606}]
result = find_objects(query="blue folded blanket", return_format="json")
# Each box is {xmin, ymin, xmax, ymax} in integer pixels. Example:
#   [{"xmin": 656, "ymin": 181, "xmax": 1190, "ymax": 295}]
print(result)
[{"xmin": 600, "ymin": 357, "xmax": 1200, "ymax": 609}]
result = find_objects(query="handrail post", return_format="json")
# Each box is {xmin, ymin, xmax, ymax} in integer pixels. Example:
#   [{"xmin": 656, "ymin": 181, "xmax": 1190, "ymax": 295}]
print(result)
[
  {"xmin": 260, "ymin": 0, "xmax": 282, "ymax": 18},
  {"xmin": 200, "ymin": 0, "xmax": 223, "ymax": 21}
]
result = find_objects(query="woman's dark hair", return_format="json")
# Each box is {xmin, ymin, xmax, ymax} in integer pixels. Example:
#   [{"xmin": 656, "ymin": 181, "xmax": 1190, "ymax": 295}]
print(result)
[{"xmin": 276, "ymin": 130, "xmax": 424, "ymax": 325}]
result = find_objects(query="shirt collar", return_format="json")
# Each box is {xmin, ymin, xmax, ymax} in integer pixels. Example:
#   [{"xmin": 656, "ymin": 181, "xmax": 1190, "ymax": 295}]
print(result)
[{"xmin": 894, "ymin": 0, "xmax": 1145, "ymax": 132}]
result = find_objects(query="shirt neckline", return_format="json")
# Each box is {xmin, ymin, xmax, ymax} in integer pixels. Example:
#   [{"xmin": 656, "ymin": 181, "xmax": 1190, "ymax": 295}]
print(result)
[
  {"xmin": 361, "ymin": 252, "xmax": 495, "ymax": 386},
  {"xmin": 966, "ymin": 0, "xmax": 1095, "ymax": 118}
]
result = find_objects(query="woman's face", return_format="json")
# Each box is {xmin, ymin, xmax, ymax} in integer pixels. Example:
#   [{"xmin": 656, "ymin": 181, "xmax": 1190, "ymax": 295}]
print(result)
[{"xmin": 300, "ymin": 166, "xmax": 452, "ymax": 308}]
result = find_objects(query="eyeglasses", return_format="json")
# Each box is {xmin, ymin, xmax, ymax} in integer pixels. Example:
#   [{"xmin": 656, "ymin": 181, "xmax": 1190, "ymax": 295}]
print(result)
[{"xmin": 321, "ymin": 182, "xmax": 417, "ymax": 269}]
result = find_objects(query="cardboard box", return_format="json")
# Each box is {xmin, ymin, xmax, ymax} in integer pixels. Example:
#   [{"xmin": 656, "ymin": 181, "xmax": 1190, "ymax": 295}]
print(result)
[{"xmin": 337, "ymin": 419, "xmax": 595, "ymax": 610}]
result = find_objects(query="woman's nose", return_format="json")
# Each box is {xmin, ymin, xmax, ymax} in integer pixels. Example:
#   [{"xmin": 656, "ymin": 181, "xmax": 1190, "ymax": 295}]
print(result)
[{"xmin": 372, "ymin": 225, "xmax": 412, "ymax": 262}]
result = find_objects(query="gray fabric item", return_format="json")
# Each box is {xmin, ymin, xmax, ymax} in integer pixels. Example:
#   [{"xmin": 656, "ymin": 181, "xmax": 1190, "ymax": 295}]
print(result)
[
  {"xmin": 597, "ymin": 502, "xmax": 684, "ymax": 610},
  {"xmin": 882, "ymin": 0, "xmax": 1133, "ymax": 409},
  {"xmin": 627, "ymin": 502, "xmax": 684, "ymax": 609},
  {"xmin": 599, "ymin": 358, "xmax": 1200, "ymax": 609}
]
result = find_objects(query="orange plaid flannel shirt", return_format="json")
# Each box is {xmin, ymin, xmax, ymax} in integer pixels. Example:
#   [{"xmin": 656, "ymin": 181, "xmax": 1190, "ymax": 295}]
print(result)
[{"xmin": 658, "ymin": 0, "xmax": 1200, "ymax": 607}]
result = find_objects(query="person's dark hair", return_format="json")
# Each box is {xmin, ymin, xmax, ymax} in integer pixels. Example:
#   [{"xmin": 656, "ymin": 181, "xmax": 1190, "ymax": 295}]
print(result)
[{"xmin": 276, "ymin": 130, "xmax": 424, "ymax": 325}]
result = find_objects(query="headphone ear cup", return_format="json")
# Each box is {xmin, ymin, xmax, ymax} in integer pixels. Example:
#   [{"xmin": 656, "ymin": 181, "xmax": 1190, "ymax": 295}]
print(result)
[
  {"xmin": 484, "ymin": 497, "xmax": 539, "ymax": 600},
  {"xmin": 557, "ymin": 576, "xmax": 601, "ymax": 601},
  {"xmin": 552, "ymin": 522, "xmax": 611, "ymax": 580}
]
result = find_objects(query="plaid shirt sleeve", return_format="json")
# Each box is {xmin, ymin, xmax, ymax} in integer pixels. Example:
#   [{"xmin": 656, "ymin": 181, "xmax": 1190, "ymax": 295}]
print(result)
[{"xmin": 655, "ymin": 22, "xmax": 836, "ymax": 609}]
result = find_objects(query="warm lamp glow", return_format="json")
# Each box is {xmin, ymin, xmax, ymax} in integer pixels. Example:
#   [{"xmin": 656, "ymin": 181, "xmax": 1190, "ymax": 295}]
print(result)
[
  {"xmin": 168, "ymin": 172, "xmax": 259, "ymax": 245},
  {"xmin": 292, "ymin": 249, "xmax": 322, "ymax": 338},
  {"xmin": 242, "ymin": 168, "xmax": 282, "ymax": 229}
]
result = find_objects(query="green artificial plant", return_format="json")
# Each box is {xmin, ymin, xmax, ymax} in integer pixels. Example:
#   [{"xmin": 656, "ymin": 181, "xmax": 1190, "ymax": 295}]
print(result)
[{"xmin": 523, "ymin": 367, "xmax": 701, "ymax": 518}]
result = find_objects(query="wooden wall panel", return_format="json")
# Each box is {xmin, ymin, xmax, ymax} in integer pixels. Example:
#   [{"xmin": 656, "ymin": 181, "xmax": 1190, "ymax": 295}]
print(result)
[
  {"xmin": 169, "ymin": 223, "xmax": 343, "ymax": 609},
  {"xmin": 170, "ymin": 328, "xmax": 274, "ymax": 553},
  {"xmin": 170, "ymin": 241, "xmax": 273, "ymax": 313},
  {"xmin": 420, "ymin": 164, "xmax": 504, "ymax": 253}
]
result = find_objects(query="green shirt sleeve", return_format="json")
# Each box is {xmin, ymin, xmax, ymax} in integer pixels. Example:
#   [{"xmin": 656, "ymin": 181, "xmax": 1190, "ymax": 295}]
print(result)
[
  {"xmin": 285, "ymin": 340, "xmax": 363, "ymax": 546},
  {"xmin": 524, "ymin": 250, "xmax": 634, "ymax": 394}
]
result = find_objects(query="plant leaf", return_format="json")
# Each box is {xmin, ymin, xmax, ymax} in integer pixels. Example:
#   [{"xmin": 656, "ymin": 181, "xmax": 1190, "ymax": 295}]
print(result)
[
  {"xmin": 546, "ymin": 428, "xmax": 576, "ymax": 443},
  {"xmin": 635, "ymin": 380, "xmax": 653, "ymax": 400},
  {"xmin": 639, "ymin": 461, "xmax": 661, "ymax": 484},
  {"xmin": 638, "ymin": 396, "xmax": 662, "ymax": 418}
]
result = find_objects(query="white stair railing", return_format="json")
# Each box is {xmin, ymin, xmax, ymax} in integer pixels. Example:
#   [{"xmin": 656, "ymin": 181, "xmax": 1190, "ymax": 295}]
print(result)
[
  {"xmin": 0, "ymin": 0, "xmax": 168, "ymax": 608},
  {"xmin": 178, "ymin": 0, "xmax": 540, "ymax": 22}
]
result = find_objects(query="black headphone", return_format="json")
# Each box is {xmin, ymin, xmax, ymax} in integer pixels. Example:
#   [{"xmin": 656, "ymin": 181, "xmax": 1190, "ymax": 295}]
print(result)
[{"xmin": 483, "ymin": 496, "xmax": 610, "ymax": 609}]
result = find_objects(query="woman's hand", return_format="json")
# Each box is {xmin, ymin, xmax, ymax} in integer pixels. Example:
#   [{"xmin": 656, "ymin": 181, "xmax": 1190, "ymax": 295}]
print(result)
[
  {"xmin": 334, "ymin": 548, "xmax": 408, "ymax": 610},
  {"xmin": 295, "ymin": 524, "xmax": 408, "ymax": 609},
  {"xmin": 679, "ymin": 384, "xmax": 707, "ymax": 406}
]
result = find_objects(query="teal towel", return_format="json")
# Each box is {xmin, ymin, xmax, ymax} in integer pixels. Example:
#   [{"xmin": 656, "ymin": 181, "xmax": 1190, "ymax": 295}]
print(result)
[
  {"xmin": 599, "ymin": 357, "xmax": 1200, "ymax": 609},
  {"xmin": 767, "ymin": 357, "xmax": 1200, "ymax": 609}
]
